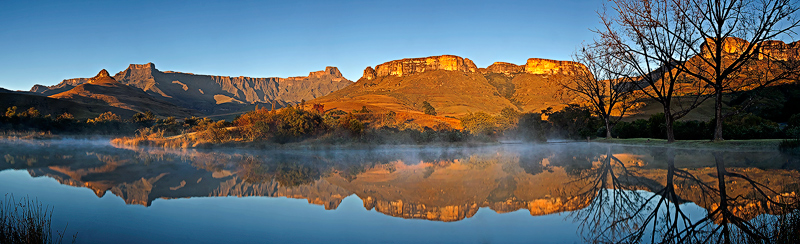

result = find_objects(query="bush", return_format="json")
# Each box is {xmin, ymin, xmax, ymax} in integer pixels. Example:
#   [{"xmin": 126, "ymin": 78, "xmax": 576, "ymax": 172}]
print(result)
[
  {"xmin": 723, "ymin": 113, "xmax": 782, "ymax": 139},
  {"xmin": 516, "ymin": 113, "xmax": 547, "ymax": 142},
  {"xmin": 460, "ymin": 112, "xmax": 496, "ymax": 136},
  {"xmin": 422, "ymin": 101, "xmax": 436, "ymax": 115},
  {"xmin": 544, "ymin": 104, "xmax": 600, "ymax": 139}
]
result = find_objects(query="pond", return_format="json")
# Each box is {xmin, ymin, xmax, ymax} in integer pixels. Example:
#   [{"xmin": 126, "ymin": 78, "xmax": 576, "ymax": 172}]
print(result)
[{"xmin": 0, "ymin": 139, "xmax": 798, "ymax": 243}]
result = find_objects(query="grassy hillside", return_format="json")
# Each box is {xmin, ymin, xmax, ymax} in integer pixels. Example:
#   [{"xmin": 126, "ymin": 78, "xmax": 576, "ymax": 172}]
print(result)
[{"xmin": 0, "ymin": 91, "xmax": 136, "ymax": 120}]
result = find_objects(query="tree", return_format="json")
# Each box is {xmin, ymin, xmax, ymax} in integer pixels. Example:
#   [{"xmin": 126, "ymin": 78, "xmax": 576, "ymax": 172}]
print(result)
[
  {"xmin": 88, "ymin": 112, "xmax": 121, "ymax": 123},
  {"xmin": 422, "ymin": 101, "xmax": 436, "ymax": 115},
  {"xmin": 24, "ymin": 107, "xmax": 40, "ymax": 118},
  {"xmin": 557, "ymin": 41, "xmax": 638, "ymax": 139},
  {"xmin": 5, "ymin": 106, "xmax": 16, "ymax": 117},
  {"xmin": 606, "ymin": 0, "xmax": 800, "ymax": 141}
]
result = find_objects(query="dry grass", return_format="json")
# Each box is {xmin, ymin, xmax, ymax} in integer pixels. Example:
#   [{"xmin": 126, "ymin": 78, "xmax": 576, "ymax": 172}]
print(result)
[{"xmin": 0, "ymin": 194, "xmax": 75, "ymax": 244}]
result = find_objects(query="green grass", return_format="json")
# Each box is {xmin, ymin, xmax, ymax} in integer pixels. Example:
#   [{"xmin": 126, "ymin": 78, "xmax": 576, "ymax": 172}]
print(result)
[{"xmin": 592, "ymin": 138, "xmax": 783, "ymax": 150}]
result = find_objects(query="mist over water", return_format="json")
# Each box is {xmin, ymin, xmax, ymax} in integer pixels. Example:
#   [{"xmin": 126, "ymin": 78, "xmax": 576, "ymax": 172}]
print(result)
[{"xmin": 0, "ymin": 139, "xmax": 798, "ymax": 243}]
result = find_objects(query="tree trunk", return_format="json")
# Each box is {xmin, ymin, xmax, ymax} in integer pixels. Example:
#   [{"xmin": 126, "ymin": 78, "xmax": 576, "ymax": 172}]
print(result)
[
  {"xmin": 713, "ymin": 89, "xmax": 724, "ymax": 141},
  {"xmin": 605, "ymin": 118, "xmax": 612, "ymax": 139},
  {"xmin": 664, "ymin": 108, "xmax": 675, "ymax": 143}
]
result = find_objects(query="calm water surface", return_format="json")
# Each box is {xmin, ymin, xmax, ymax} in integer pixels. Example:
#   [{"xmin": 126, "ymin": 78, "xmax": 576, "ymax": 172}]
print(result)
[{"xmin": 0, "ymin": 139, "xmax": 797, "ymax": 243}]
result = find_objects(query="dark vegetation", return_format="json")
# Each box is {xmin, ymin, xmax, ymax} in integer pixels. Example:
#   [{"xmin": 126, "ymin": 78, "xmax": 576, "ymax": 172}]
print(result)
[
  {"xmin": 0, "ymin": 106, "xmax": 190, "ymax": 137},
  {"xmin": 0, "ymin": 195, "xmax": 75, "ymax": 244}
]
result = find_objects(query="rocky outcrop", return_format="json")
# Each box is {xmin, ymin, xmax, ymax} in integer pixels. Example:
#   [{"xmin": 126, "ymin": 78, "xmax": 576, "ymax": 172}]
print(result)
[
  {"xmin": 363, "ymin": 55, "xmax": 478, "ymax": 79},
  {"xmin": 481, "ymin": 62, "xmax": 523, "ymax": 75},
  {"xmin": 362, "ymin": 66, "xmax": 377, "ymax": 80},
  {"xmin": 524, "ymin": 58, "xmax": 586, "ymax": 75}
]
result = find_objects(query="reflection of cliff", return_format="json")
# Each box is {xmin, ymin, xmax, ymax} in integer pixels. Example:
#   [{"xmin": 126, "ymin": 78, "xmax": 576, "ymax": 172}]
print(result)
[{"xmin": 7, "ymin": 142, "xmax": 799, "ymax": 223}]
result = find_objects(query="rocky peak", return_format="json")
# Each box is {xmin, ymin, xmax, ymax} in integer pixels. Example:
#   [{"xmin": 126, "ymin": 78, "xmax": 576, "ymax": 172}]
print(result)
[
  {"xmin": 127, "ymin": 62, "xmax": 156, "ymax": 71},
  {"xmin": 308, "ymin": 66, "xmax": 344, "ymax": 79},
  {"xmin": 88, "ymin": 69, "xmax": 119, "ymax": 84},
  {"xmin": 362, "ymin": 66, "xmax": 377, "ymax": 80},
  {"xmin": 363, "ymin": 55, "xmax": 478, "ymax": 80},
  {"xmin": 97, "ymin": 69, "xmax": 110, "ymax": 77}
]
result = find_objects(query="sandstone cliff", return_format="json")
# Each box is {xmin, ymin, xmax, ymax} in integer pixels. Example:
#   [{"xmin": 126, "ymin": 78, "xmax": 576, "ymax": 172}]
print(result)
[
  {"xmin": 364, "ymin": 55, "xmax": 478, "ymax": 79},
  {"xmin": 700, "ymin": 37, "xmax": 800, "ymax": 61},
  {"xmin": 523, "ymin": 58, "xmax": 586, "ymax": 75}
]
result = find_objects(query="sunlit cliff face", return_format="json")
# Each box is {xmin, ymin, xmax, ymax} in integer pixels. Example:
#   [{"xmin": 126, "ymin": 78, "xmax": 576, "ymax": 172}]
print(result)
[
  {"xmin": 1, "ymin": 141, "xmax": 798, "ymax": 224},
  {"xmin": 701, "ymin": 37, "xmax": 800, "ymax": 61},
  {"xmin": 371, "ymin": 55, "xmax": 478, "ymax": 78}
]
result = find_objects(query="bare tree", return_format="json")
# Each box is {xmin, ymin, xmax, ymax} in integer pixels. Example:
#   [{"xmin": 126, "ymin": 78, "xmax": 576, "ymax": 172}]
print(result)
[
  {"xmin": 557, "ymin": 41, "xmax": 638, "ymax": 139},
  {"xmin": 607, "ymin": 0, "xmax": 800, "ymax": 141}
]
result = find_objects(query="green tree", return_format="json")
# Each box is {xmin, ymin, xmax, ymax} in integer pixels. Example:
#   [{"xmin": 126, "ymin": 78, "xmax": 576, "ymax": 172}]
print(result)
[
  {"xmin": 460, "ymin": 112, "xmax": 496, "ymax": 136},
  {"xmin": 422, "ymin": 101, "xmax": 436, "ymax": 115}
]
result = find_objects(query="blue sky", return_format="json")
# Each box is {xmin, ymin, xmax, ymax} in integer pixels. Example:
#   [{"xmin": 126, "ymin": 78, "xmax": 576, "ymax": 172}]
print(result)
[{"xmin": 0, "ymin": 0, "xmax": 605, "ymax": 91}]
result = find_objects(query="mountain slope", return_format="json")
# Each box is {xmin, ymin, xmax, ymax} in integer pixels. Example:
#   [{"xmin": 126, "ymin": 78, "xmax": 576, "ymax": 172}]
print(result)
[{"xmin": 49, "ymin": 70, "xmax": 199, "ymax": 118}]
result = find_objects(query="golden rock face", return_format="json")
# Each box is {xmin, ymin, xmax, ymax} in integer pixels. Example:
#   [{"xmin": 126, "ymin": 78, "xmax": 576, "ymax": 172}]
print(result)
[
  {"xmin": 367, "ymin": 55, "xmax": 478, "ymax": 79},
  {"xmin": 361, "ymin": 55, "xmax": 588, "ymax": 80},
  {"xmin": 524, "ymin": 58, "xmax": 586, "ymax": 75}
]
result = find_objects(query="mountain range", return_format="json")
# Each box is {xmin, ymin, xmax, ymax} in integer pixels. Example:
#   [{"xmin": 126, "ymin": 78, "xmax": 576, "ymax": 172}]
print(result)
[
  {"xmin": 31, "ymin": 63, "xmax": 352, "ymax": 117},
  {"xmin": 7, "ymin": 56, "xmax": 584, "ymax": 122},
  {"xmin": 5, "ymin": 37, "xmax": 797, "ymax": 123}
]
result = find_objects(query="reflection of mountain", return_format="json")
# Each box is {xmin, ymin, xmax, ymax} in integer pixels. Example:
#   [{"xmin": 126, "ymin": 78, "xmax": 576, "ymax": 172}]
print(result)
[{"xmin": 2, "ymin": 141, "xmax": 798, "ymax": 223}]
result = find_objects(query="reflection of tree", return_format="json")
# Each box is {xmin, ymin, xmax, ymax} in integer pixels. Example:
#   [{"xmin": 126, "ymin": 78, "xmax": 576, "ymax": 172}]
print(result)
[
  {"xmin": 567, "ymin": 146, "xmax": 646, "ymax": 243},
  {"xmin": 695, "ymin": 152, "xmax": 800, "ymax": 243},
  {"xmin": 274, "ymin": 162, "xmax": 319, "ymax": 187},
  {"xmin": 617, "ymin": 148, "xmax": 710, "ymax": 243},
  {"xmin": 575, "ymin": 147, "xmax": 800, "ymax": 243}
]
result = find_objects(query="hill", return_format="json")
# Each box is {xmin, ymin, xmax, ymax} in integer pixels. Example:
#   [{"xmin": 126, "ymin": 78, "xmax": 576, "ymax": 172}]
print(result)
[
  {"xmin": 49, "ymin": 70, "xmax": 199, "ymax": 118},
  {"xmin": 32, "ymin": 63, "xmax": 353, "ymax": 116},
  {"xmin": 311, "ymin": 55, "xmax": 584, "ymax": 127},
  {"xmin": 0, "ymin": 89, "xmax": 136, "ymax": 120}
]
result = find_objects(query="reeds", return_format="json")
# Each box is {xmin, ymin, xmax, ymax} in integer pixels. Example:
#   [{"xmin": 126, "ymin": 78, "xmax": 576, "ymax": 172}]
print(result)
[{"xmin": 0, "ymin": 194, "xmax": 75, "ymax": 244}]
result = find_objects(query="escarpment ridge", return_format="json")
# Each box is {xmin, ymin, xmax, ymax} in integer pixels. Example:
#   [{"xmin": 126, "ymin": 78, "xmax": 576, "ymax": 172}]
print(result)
[{"xmin": 359, "ymin": 55, "xmax": 586, "ymax": 80}]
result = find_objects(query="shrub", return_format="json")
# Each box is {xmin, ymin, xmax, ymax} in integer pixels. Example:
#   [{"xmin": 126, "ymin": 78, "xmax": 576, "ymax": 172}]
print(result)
[
  {"xmin": 460, "ymin": 112, "xmax": 496, "ymax": 136},
  {"xmin": 723, "ymin": 113, "xmax": 782, "ymax": 139},
  {"xmin": 544, "ymin": 104, "xmax": 600, "ymax": 139},
  {"xmin": 516, "ymin": 113, "xmax": 547, "ymax": 142},
  {"xmin": 422, "ymin": 101, "xmax": 436, "ymax": 115}
]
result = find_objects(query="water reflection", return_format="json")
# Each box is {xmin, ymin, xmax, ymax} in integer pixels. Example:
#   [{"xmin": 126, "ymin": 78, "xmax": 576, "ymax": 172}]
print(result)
[{"xmin": 0, "ymin": 140, "xmax": 798, "ymax": 242}]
